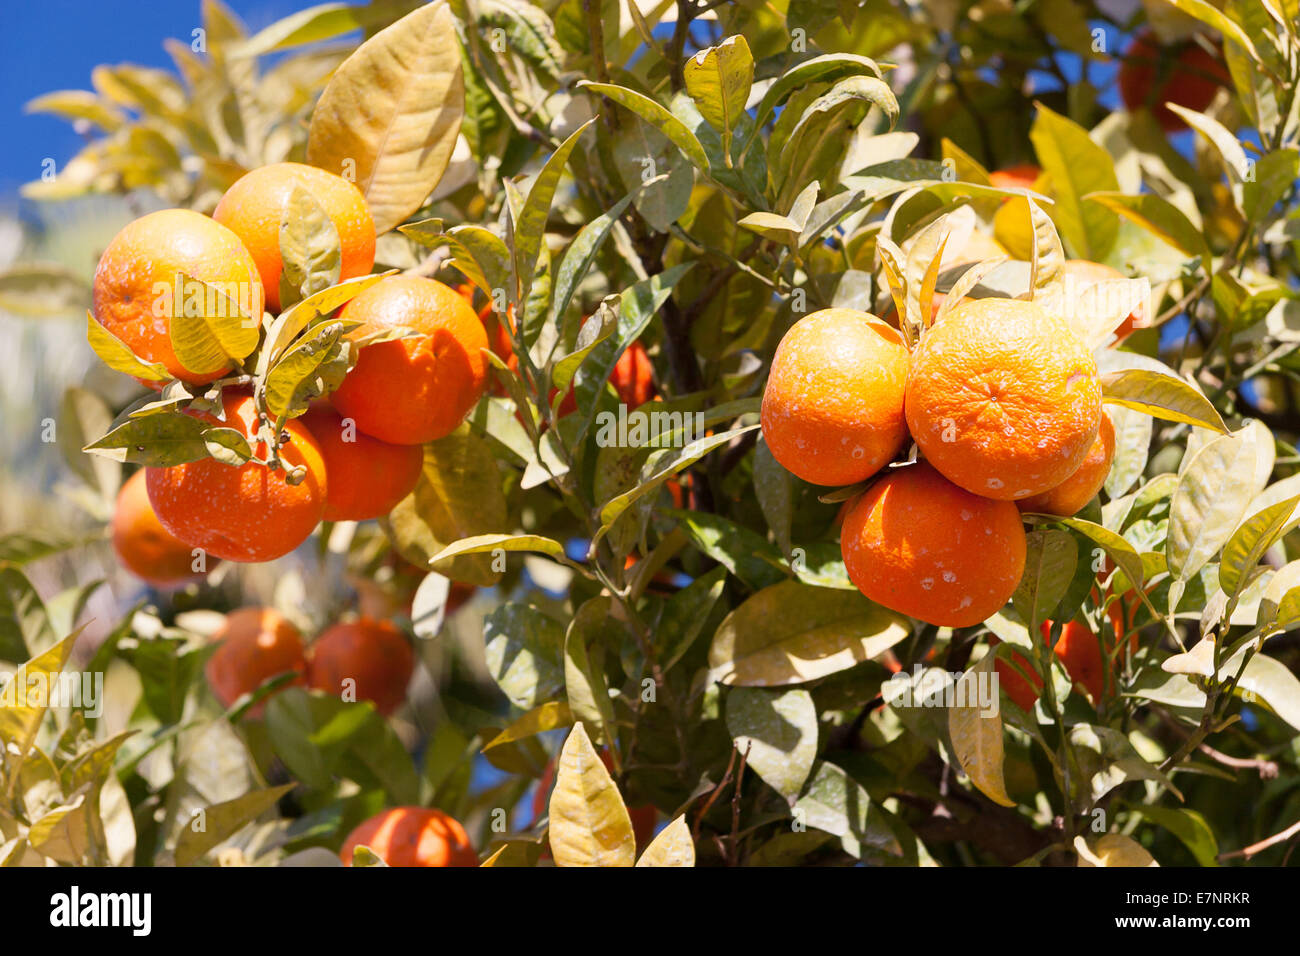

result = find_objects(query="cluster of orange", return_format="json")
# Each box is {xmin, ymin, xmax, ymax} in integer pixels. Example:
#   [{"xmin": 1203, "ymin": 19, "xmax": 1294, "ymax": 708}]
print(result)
[
  {"xmin": 762, "ymin": 297, "xmax": 1113, "ymax": 629},
  {"xmin": 203, "ymin": 607, "xmax": 414, "ymax": 718},
  {"xmin": 94, "ymin": 163, "xmax": 492, "ymax": 573}
]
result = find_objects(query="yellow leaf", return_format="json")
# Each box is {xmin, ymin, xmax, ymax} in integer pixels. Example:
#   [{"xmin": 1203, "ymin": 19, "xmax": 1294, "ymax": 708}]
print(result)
[
  {"xmin": 635, "ymin": 816, "xmax": 695, "ymax": 867},
  {"xmin": 483, "ymin": 700, "xmax": 572, "ymax": 751},
  {"xmin": 0, "ymin": 629, "xmax": 84, "ymax": 784},
  {"xmin": 947, "ymin": 654, "xmax": 1016, "ymax": 807},
  {"xmin": 306, "ymin": 1, "xmax": 464, "ymax": 234},
  {"xmin": 547, "ymin": 723, "xmax": 635, "ymax": 867},
  {"xmin": 1075, "ymin": 833, "xmax": 1159, "ymax": 867}
]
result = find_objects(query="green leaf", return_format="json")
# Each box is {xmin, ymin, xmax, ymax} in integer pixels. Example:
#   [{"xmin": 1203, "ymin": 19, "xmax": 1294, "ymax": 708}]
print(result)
[
  {"xmin": 726, "ymin": 687, "xmax": 817, "ymax": 802},
  {"xmin": 483, "ymin": 603, "xmax": 566, "ymax": 709},
  {"xmin": 1244, "ymin": 148, "xmax": 1300, "ymax": 224},
  {"xmin": 563, "ymin": 597, "xmax": 617, "ymax": 746},
  {"xmin": 1013, "ymin": 529, "xmax": 1078, "ymax": 628},
  {"xmin": 683, "ymin": 34, "xmax": 754, "ymax": 156},
  {"xmin": 382, "ymin": 427, "xmax": 508, "ymax": 586},
  {"xmin": 82, "ymin": 411, "xmax": 211, "ymax": 467},
  {"xmin": 1101, "ymin": 368, "xmax": 1228, "ymax": 432},
  {"xmin": 1227, "ymin": 651, "xmax": 1300, "ymax": 733},
  {"xmin": 277, "ymin": 185, "xmax": 342, "ymax": 310},
  {"xmin": 793, "ymin": 761, "xmax": 902, "ymax": 860},
  {"xmin": 263, "ymin": 322, "xmax": 348, "ymax": 417},
  {"xmin": 667, "ymin": 508, "xmax": 786, "ymax": 592},
  {"xmin": 1168, "ymin": 429, "xmax": 1261, "ymax": 585},
  {"xmin": 1029, "ymin": 103, "xmax": 1119, "ymax": 261},
  {"xmin": 1218, "ymin": 494, "xmax": 1300, "ymax": 598},
  {"xmin": 512, "ymin": 118, "xmax": 595, "ymax": 316},
  {"xmin": 753, "ymin": 436, "xmax": 793, "ymax": 556},
  {"xmin": 547, "ymin": 192, "xmax": 635, "ymax": 334},
  {"xmin": 1084, "ymin": 192, "xmax": 1211, "ymax": 263},
  {"xmin": 1134, "ymin": 805, "xmax": 1219, "ymax": 867},
  {"xmin": 709, "ymin": 579, "xmax": 909, "ymax": 686},
  {"xmin": 1163, "ymin": 0, "xmax": 1260, "ymax": 62},
  {"xmin": 595, "ymin": 425, "xmax": 759, "ymax": 540},
  {"xmin": 1069, "ymin": 724, "xmax": 1181, "ymax": 802},
  {"xmin": 173, "ymin": 784, "xmax": 295, "ymax": 866},
  {"xmin": 578, "ymin": 81, "xmax": 709, "ymax": 170},
  {"xmin": 741, "ymin": 53, "xmax": 884, "ymax": 158}
]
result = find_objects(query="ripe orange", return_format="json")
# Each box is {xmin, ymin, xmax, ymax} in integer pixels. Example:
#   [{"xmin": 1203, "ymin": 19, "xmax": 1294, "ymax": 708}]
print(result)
[
  {"xmin": 299, "ymin": 403, "xmax": 422, "ymax": 522},
  {"xmin": 1018, "ymin": 412, "xmax": 1116, "ymax": 517},
  {"xmin": 1119, "ymin": 31, "xmax": 1227, "ymax": 132},
  {"xmin": 987, "ymin": 164, "xmax": 1041, "ymax": 192},
  {"xmin": 1062, "ymin": 259, "xmax": 1148, "ymax": 339},
  {"xmin": 92, "ymin": 209, "xmax": 265, "ymax": 385},
  {"xmin": 111, "ymin": 469, "xmax": 210, "ymax": 588},
  {"xmin": 306, "ymin": 618, "xmax": 415, "ymax": 716},
  {"xmin": 840, "ymin": 462, "xmax": 1026, "ymax": 627},
  {"xmin": 340, "ymin": 807, "xmax": 477, "ymax": 867},
  {"xmin": 994, "ymin": 619, "xmax": 1139, "ymax": 712},
  {"xmin": 205, "ymin": 607, "xmax": 307, "ymax": 717},
  {"xmin": 532, "ymin": 750, "xmax": 657, "ymax": 849},
  {"xmin": 761, "ymin": 309, "xmax": 910, "ymax": 486},
  {"xmin": 146, "ymin": 392, "xmax": 327, "ymax": 563},
  {"xmin": 905, "ymin": 297, "xmax": 1102, "ymax": 500},
  {"xmin": 212, "ymin": 162, "xmax": 376, "ymax": 314},
  {"xmin": 331, "ymin": 276, "xmax": 489, "ymax": 445}
]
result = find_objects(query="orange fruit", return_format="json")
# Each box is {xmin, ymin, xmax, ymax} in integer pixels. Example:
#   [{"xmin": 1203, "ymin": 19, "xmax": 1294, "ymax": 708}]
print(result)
[
  {"xmin": 761, "ymin": 309, "xmax": 910, "ymax": 486},
  {"xmin": 340, "ymin": 807, "xmax": 477, "ymax": 867},
  {"xmin": 331, "ymin": 276, "xmax": 490, "ymax": 445},
  {"xmin": 840, "ymin": 462, "xmax": 1027, "ymax": 627},
  {"xmin": 299, "ymin": 403, "xmax": 423, "ymax": 522},
  {"xmin": 987, "ymin": 164, "xmax": 1041, "ymax": 192},
  {"xmin": 532, "ymin": 751, "xmax": 657, "ymax": 849},
  {"xmin": 111, "ymin": 469, "xmax": 210, "ymax": 588},
  {"xmin": 146, "ymin": 392, "xmax": 327, "ymax": 563},
  {"xmin": 1062, "ymin": 259, "xmax": 1148, "ymax": 339},
  {"xmin": 1017, "ymin": 412, "xmax": 1116, "ymax": 517},
  {"xmin": 92, "ymin": 209, "xmax": 265, "ymax": 385},
  {"xmin": 205, "ymin": 607, "xmax": 307, "ymax": 717},
  {"xmin": 1119, "ymin": 31, "xmax": 1227, "ymax": 132},
  {"xmin": 306, "ymin": 618, "xmax": 415, "ymax": 716},
  {"xmin": 994, "ymin": 620, "xmax": 1139, "ymax": 712},
  {"xmin": 212, "ymin": 162, "xmax": 375, "ymax": 314},
  {"xmin": 904, "ymin": 297, "xmax": 1102, "ymax": 500}
]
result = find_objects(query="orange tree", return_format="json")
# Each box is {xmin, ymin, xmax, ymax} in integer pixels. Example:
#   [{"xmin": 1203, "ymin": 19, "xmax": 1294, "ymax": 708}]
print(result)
[{"xmin": 1, "ymin": 0, "xmax": 1299, "ymax": 868}]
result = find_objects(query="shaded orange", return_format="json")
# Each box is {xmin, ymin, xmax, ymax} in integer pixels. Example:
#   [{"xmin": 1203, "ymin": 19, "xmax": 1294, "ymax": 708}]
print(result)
[
  {"xmin": 340, "ymin": 807, "xmax": 477, "ymax": 867},
  {"xmin": 1119, "ymin": 30, "xmax": 1228, "ymax": 132},
  {"xmin": 761, "ymin": 309, "xmax": 910, "ymax": 486},
  {"xmin": 840, "ymin": 462, "xmax": 1026, "ymax": 628},
  {"xmin": 111, "ymin": 469, "xmax": 210, "ymax": 588},
  {"xmin": 92, "ymin": 209, "xmax": 264, "ymax": 385},
  {"xmin": 205, "ymin": 607, "xmax": 307, "ymax": 717},
  {"xmin": 987, "ymin": 164, "xmax": 1041, "ymax": 192},
  {"xmin": 905, "ymin": 297, "xmax": 1102, "ymax": 500},
  {"xmin": 146, "ymin": 393, "xmax": 326, "ymax": 563},
  {"xmin": 306, "ymin": 618, "xmax": 415, "ymax": 717},
  {"xmin": 212, "ymin": 162, "xmax": 375, "ymax": 313},
  {"xmin": 1018, "ymin": 412, "xmax": 1116, "ymax": 516},
  {"xmin": 994, "ymin": 619, "xmax": 1139, "ymax": 712},
  {"xmin": 331, "ymin": 276, "xmax": 489, "ymax": 445},
  {"xmin": 299, "ymin": 403, "xmax": 423, "ymax": 522}
]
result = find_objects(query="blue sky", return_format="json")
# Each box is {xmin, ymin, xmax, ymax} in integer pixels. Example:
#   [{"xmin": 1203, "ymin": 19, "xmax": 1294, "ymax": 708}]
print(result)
[{"xmin": 0, "ymin": 0, "xmax": 318, "ymax": 198}]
